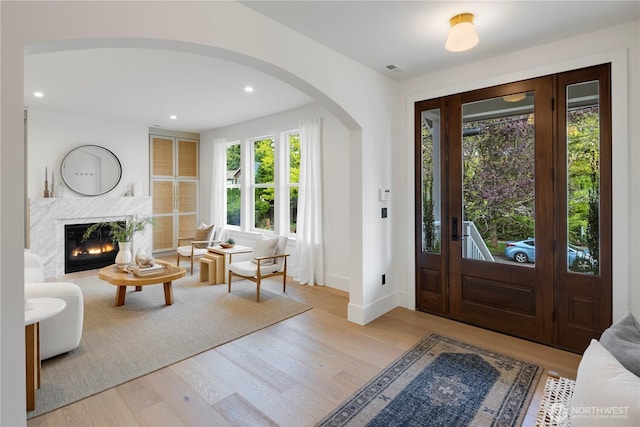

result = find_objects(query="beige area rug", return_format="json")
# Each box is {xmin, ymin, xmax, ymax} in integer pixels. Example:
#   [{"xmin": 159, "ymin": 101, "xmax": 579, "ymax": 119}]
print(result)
[{"xmin": 29, "ymin": 274, "xmax": 311, "ymax": 418}]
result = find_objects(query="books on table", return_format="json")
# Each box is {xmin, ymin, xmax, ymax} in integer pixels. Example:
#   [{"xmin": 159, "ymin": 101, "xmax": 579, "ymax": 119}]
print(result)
[{"xmin": 131, "ymin": 264, "xmax": 165, "ymax": 276}]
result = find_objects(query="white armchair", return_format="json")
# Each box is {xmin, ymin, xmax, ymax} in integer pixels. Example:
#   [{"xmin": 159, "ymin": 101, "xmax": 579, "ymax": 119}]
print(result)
[
  {"xmin": 24, "ymin": 251, "xmax": 84, "ymax": 360},
  {"xmin": 228, "ymin": 235, "xmax": 289, "ymax": 302},
  {"xmin": 176, "ymin": 224, "xmax": 223, "ymax": 274}
]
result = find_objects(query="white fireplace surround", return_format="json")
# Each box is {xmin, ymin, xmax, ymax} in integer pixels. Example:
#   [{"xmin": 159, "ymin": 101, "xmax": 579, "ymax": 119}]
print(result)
[{"xmin": 29, "ymin": 197, "xmax": 153, "ymax": 277}]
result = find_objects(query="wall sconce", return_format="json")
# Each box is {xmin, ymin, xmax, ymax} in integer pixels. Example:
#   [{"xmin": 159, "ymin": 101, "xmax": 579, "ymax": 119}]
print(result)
[{"xmin": 445, "ymin": 13, "xmax": 479, "ymax": 52}]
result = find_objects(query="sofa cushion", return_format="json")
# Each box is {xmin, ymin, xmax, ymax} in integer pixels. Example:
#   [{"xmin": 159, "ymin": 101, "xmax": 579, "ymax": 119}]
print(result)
[
  {"xmin": 599, "ymin": 311, "xmax": 640, "ymax": 377},
  {"xmin": 251, "ymin": 234, "xmax": 279, "ymax": 266},
  {"xmin": 571, "ymin": 339, "xmax": 640, "ymax": 426}
]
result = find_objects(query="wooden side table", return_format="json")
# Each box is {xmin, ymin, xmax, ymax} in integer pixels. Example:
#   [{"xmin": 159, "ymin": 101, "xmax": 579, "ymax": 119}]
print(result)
[
  {"xmin": 199, "ymin": 252, "xmax": 225, "ymax": 284},
  {"xmin": 25, "ymin": 297, "xmax": 66, "ymax": 411}
]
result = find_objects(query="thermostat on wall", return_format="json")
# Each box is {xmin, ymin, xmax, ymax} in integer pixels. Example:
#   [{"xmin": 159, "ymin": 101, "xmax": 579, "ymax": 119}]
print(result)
[{"xmin": 379, "ymin": 188, "xmax": 390, "ymax": 201}]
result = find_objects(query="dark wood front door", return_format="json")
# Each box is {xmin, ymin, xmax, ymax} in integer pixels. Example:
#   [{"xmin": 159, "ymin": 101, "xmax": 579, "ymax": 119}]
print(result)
[{"xmin": 415, "ymin": 64, "xmax": 612, "ymax": 353}]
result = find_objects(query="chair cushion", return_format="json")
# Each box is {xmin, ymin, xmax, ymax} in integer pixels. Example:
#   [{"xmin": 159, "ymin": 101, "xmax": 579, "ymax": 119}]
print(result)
[
  {"xmin": 25, "ymin": 267, "xmax": 45, "ymax": 284},
  {"xmin": 229, "ymin": 260, "xmax": 281, "ymax": 277},
  {"xmin": 274, "ymin": 236, "xmax": 288, "ymax": 269},
  {"xmin": 193, "ymin": 224, "xmax": 214, "ymax": 248},
  {"xmin": 251, "ymin": 234, "xmax": 279, "ymax": 265},
  {"xmin": 176, "ymin": 246, "xmax": 208, "ymax": 257}
]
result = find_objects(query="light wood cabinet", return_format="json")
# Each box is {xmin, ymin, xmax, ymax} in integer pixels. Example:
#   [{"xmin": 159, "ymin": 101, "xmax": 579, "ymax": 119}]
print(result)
[{"xmin": 150, "ymin": 135, "xmax": 199, "ymax": 252}]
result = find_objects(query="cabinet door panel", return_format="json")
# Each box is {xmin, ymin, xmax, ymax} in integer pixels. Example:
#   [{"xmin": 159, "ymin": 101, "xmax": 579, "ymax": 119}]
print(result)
[
  {"xmin": 178, "ymin": 139, "xmax": 198, "ymax": 178},
  {"xmin": 152, "ymin": 137, "xmax": 174, "ymax": 177},
  {"xmin": 153, "ymin": 181, "xmax": 174, "ymax": 214},
  {"xmin": 153, "ymin": 215, "xmax": 175, "ymax": 250},
  {"xmin": 178, "ymin": 181, "xmax": 198, "ymax": 213},
  {"xmin": 178, "ymin": 214, "xmax": 198, "ymax": 241}
]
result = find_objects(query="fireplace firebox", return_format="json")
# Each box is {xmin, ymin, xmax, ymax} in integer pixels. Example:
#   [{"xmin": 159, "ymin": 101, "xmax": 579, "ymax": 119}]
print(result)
[{"xmin": 64, "ymin": 222, "xmax": 124, "ymax": 273}]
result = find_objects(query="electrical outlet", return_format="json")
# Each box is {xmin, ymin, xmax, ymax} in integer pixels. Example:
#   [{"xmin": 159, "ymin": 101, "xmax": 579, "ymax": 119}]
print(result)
[
  {"xmin": 382, "ymin": 274, "xmax": 386, "ymax": 285},
  {"xmin": 382, "ymin": 207, "xmax": 387, "ymax": 218}
]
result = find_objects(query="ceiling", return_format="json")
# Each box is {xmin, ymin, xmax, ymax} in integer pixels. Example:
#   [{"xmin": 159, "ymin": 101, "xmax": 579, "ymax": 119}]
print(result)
[{"xmin": 23, "ymin": 1, "xmax": 639, "ymax": 133}]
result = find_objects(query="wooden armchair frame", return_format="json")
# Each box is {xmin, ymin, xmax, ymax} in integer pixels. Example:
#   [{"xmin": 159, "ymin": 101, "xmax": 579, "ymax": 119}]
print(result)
[
  {"xmin": 176, "ymin": 236, "xmax": 222, "ymax": 275},
  {"xmin": 228, "ymin": 253, "xmax": 290, "ymax": 302}
]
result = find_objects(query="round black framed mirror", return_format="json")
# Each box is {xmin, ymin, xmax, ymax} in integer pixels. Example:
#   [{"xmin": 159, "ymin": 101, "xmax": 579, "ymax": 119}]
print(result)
[{"xmin": 61, "ymin": 145, "xmax": 122, "ymax": 196}]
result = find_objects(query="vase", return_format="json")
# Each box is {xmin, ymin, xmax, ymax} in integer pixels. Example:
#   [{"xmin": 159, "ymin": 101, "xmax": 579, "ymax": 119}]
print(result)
[{"xmin": 115, "ymin": 241, "xmax": 133, "ymax": 270}]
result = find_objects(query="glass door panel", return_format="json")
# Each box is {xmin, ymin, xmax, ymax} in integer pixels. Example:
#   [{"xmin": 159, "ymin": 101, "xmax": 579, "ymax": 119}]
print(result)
[
  {"xmin": 461, "ymin": 92, "xmax": 535, "ymax": 265},
  {"xmin": 421, "ymin": 108, "xmax": 442, "ymax": 254},
  {"xmin": 566, "ymin": 81, "xmax": 600, "ymax": 275}
]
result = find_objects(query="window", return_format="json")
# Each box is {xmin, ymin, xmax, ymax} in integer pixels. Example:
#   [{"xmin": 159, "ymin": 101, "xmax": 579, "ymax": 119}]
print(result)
[
  {"xmin": 288, "ymin": 132, "xmax": 300, "ymax": 234},
  {"xmin": 226, "ymin": 143, "xmax": 241, "ymax": 226},
  {"xmin": 253, "ymin": 137, "xmax": 275, "ymax": 231},
  {"xmin": 225, "ymin": 131, "xmax": 299, "ymax": 235}
]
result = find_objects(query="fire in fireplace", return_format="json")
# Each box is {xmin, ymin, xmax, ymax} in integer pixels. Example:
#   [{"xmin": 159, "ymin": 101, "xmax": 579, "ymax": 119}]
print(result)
[{"xmin": 65, "ymin": 222, "xmax": 124, "ymax": 273}]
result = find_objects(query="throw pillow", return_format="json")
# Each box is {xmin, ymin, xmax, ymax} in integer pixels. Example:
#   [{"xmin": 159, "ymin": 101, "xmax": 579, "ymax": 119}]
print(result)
[
  {"xmin": 599, "ymin": 311, "xmax": 640, "ymax": 377},
  {"xmin": 193, "ymin": 224, "xmax": 214, "ymax": 249},
  {"xmin": 571, "ymin": 339, "xmax": 640, "ymax": 426},
  {"xmin": 251, "ymin": 234, "xmax": 279, "ymax": 265}
]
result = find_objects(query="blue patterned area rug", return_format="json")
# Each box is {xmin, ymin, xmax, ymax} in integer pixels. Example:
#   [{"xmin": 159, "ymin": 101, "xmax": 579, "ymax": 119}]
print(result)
[{"xmin": 317, "ymin": 334, "xmax": 542, "ymax": 427}]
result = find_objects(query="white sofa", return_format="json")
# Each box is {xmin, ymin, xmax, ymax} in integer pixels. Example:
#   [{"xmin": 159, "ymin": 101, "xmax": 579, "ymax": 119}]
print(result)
[
  {"xmin": 537, "ymin": 312, "xmax": 640, "ymax": 426},
  {"xmin": 24, "ymin": 251, "xmax": 84, "ymax": 359}
]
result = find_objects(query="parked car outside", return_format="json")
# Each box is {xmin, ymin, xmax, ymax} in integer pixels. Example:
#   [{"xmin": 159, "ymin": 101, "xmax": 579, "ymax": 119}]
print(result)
[
  {"xmin": 505, "ymin": 238, "xmax": 535, "ymax": 263},
  {"xmin": 504, "ymin": 238, "xmax": 594, "ymax": 269}
]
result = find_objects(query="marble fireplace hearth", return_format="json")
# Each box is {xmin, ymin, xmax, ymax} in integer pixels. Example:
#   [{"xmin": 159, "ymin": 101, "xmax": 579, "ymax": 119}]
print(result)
[{"xmin": 29, "ymin": 197, "xmax": 152, "ymax": 278}]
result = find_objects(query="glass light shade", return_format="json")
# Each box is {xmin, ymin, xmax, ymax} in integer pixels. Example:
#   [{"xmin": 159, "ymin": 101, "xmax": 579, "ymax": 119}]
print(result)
[
  {"xmin": 503, "ymin": 93, "xmax": 527, "ymax": 103},
  {"xmin": 445, "ymin": 19, "xmax": 479, "ymax": 52}
]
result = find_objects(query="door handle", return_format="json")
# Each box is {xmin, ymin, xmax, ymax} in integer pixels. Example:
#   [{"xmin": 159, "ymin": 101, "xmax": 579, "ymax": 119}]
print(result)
[{"xmin": 452, "ymin": 217, "xmax": 459, "ymax": 241}]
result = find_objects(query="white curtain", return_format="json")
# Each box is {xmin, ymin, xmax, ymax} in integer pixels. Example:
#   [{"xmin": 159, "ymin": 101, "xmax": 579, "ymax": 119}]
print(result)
[
  {"xmin": 210, "ymin": 138, "xmax": 227, "ymax": 240},
  {"xmin": 294, "ymin": 118, "xmax": 324, "ymax": 286}
]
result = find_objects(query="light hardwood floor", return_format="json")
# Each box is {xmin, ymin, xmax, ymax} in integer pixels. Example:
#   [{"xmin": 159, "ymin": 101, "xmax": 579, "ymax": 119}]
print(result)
[{"xmin": 28, "ymin": 258, "xmax": 581, "ymax": 427}]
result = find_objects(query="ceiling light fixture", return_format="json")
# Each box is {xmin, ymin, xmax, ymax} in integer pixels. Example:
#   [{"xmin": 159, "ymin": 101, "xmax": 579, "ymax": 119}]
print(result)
[
  {"xmin": 445, "ymin": 13, "xmax": 479, "ymax": 52},
  {"xmin": 503, "ymin": 93, "xmax": 527, "ymax": 103},
  {"xmin": 244, "ymin": 86, "xmax": 254, "ymax": 93},
  {"xmin": 33, "ymin": 91, "xmax": 44, "ymax": 98},
  {"xmin": 170, "ymin": 115, "xmax": 177, "ymax": 120}
]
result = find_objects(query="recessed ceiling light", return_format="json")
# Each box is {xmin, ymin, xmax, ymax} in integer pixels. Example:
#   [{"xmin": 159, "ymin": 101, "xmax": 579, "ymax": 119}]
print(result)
[
  {"xmin": 244, "ymin": 86, "xmax": 254, "ymax": 93},
  {"xmin": 170, "ymin": 115, "xmax": 177, "ymax": 120},
  {"xmin": 33, "ymin": 91, "xmax": 44, "ymax": 98}
]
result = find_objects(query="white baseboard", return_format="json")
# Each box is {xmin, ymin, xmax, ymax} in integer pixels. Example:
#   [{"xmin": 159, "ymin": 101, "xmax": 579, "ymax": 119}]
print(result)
[{"xmin": 347, "ymin": 290, "xmax": 400, "ymax": 325}]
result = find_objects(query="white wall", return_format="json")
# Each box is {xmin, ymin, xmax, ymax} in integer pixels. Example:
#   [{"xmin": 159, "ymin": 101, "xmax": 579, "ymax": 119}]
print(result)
[
  {"xmin": 27, "ymin": 110, "xmax": 150, "ymax": 199},
  {"xmin": 396, "ymin": 21, "xmax": 640, "ymax": 319},
  {"xmin": 200, "ymin": 103, "xmax": 351, "ymax": 291}
]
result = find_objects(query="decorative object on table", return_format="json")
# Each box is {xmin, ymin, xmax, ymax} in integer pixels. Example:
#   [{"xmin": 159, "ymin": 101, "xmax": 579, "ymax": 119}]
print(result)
[
  {"xmin": 220, "ymin": 237, "xmax": 236, "ymax": 249},
  {"xmin": 43, "ymin": 166, "xmax": 50, "ymax": 198},
  {"xmin": 317, "ymin": 333, "xmax": 542, "ymax": 427},
  {"xmin": 131, "ymin": 263, "xmax": 165, "ymax": 276},
  {"xmin": 82, "ymin": 215, "xmax": 155, "ymax": 270},
  {"xmin": 135, "ymin": 248, "xmax": 155, "ymax": 268},
  {"xmin": 114, "ymin": 242, "xmax": 133, "ymax": 270}
]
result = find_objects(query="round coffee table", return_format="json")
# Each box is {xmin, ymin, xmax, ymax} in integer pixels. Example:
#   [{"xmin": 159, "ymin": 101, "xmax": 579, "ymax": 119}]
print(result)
[{"xmin": 98, "ymin": 260, "xmax": 186, "ymax": 306}]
